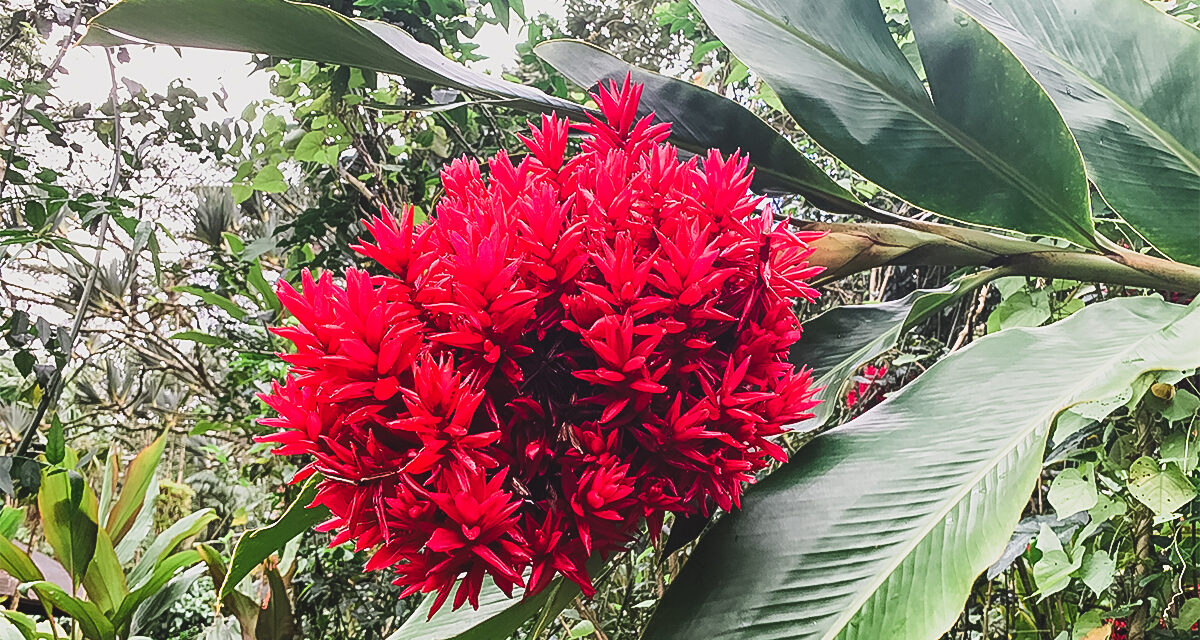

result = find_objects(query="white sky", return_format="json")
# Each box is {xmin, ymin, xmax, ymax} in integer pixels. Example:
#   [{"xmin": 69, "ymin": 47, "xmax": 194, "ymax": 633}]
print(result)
[{"xmin": 54, "ymin": 2, "xmax": 568, "ymax": 121}]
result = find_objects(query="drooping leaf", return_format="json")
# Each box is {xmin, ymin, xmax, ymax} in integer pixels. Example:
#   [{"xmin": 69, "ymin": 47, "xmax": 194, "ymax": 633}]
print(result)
[
  {"xmin": 0, "ymin": 538, "xmax": 44, "ymax": 584},
  {"xmin": 105, "ymin": 433, "xmax": 167, "ymax": 545},
  {"xmin": 534, "ymin": 39, "xmax": 865, "ymax": 211},
  {"xmin": 170, "ymin": 331, "xmax": 234, "ymax": 348},
  {"xmin": 644, "ymin": 296, "xmax": 1200, "ymax": 640},
  {"xmin": 221, "ymin": 479, "xmax": 328, "ymax": 598},
  {"xmin": 255, "ymin": 568, "xmax": 297, "ymax": 640},
  {"xmin": 197, "ymin": 543, "xmax": 260, "ymax": 633},
  {"xmin": 955, "ymin": 0, "xmax": 1200, "ymax": 265},
  {"xmin": 1078, "ymin": 550, "xmax": 1115, "ymax": 596},
  {"xmin": 129, "ymin": 565, "xmax": 206, "ymax": 636},
  {"xmin": 689, "ymin": 0, "xmax": 1094, "ymax": 246},
  {"xmin": 23, "ymin": 581, "xmax": 115, "ymax": 640},
  {"xmin": 171, "ymin": 287, "xmax": 247, "ymax": 321},
  {"xmin": 388, "ymin": 574, "xmax": 581, "ymax": 640},
  {"xmin": 80, "ymin": 0, "xmax": 577, "ymax": 115}
]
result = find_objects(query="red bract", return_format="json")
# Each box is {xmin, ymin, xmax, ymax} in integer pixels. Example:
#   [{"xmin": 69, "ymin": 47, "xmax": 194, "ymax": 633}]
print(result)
[
  {"xmin": 259, "ymin": 77, "xmax": 824, "ymax": 614},
  {"xmin": 846, "ymin": 364, "xmax": 887, "ymax": 408}
]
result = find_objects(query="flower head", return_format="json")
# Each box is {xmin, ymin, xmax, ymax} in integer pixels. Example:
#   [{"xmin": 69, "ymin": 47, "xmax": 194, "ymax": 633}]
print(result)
[{"xmin": 260, "ymin": 75, "xmax": 823, "ymax": 614}]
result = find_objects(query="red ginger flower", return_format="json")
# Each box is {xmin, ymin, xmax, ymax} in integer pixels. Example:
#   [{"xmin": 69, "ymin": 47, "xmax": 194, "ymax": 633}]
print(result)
[{"xmin": 259, "ymin": 76, "xmax": 825, "ymax": 615}]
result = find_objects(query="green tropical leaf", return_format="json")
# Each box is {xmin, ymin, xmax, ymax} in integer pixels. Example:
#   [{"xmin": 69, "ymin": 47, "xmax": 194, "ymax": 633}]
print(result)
[
  {"xmin": 255, "ymin": 568, "xmax": 297, "ymax": 640},
  {"xmin": 196, "ymin": 543, "xmax": 260, "ymax": 633},
  {"xmin": 127, "ymin": 508, "xmax": 217, "ymax": 589},
  {"xmin": 534, "ymin": 39, "xmax": 864, "ymax": 212},
  {"xmin": 23, "ymin": 581, "xmax": 115, "ymax": 640},
  {"xmin": 38, "ymin": 470, "xmax": 98, "ymax": 587},
  {"xmin": 1126, "ymin": 456, "xmax": 1197, "ymax": 517},
  {"xmin": 129, "ymin": 565, "xmax": 207, "ymax": 636},
  {"xmin": 792, "ymin": 269, "xmax": 1000, "ymax": 428},
  {"xmin": 221, "ymin": 478, "xmax": 328, "ymax": 598},
  {"xmin": 113, "ymin": 550, "xmax": 203, "ymax": 628},
  {"xmin": 955, "ymin": 0, "xmax": 1200, "ymax": 265},
  {"xmin": 80, "ymin": 0, "xmax": 577, "ymax": 114},
  {"xmin": 389, "ymin": 574, "xmax": 581, "ymax": 640},
  {"xmin": 0, "ymin": 538, "xmax": 43, "ymax": 584},
  {"xmin": 170, "ymin": 330, "xmax": 234, "ymax": 348},
  {"xmin": 172, "ymin": 287, "xmax": 248, "ymax": 321},
  {"xmin": 644, "ymin": 296, "xmax": 1200, "ymax": 639},
  {"xmin": 81, "ymin": 527, "xmax": 127, "ymax": 615},
  {"xmin": 689, "ymin": 0, "xmax": 1094, "ymax": 246},
  {"xmin": 105, "ymin": 433, "xmax": 167, "ymax": 545}
]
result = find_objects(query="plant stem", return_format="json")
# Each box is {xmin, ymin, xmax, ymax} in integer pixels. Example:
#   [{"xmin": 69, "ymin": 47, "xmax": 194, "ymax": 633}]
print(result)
[
  {"xmin": 1129, "ymin": 401, "xmax": 1159, "ymax": 640},
  {"xmin": 798, "ymin": 221, "xmax": 1200, "ymax": 293}
]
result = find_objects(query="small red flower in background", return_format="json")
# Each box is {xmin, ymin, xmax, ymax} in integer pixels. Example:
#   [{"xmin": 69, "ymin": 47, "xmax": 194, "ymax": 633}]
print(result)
[
  {"xmin": 259, "ymin": 77, "xmax": 824, "ymax": 614},
  {"xmin": 845, "ymin": 364, "xmax": 887, "ymax": 408}
]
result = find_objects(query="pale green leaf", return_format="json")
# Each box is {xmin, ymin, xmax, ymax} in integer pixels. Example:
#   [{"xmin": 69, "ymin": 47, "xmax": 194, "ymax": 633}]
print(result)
[
  {"xmin": 1127, "ymin": 457, "xmax": 1197, "ymax": 517},
  {"xmin": 644, "ymin": 296, "xmax": 1200, "ymax": 639}
]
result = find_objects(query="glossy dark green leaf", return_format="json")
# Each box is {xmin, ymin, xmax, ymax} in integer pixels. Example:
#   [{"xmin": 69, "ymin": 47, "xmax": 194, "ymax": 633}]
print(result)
[
  {"xmin": 255, "ymin": 568, "xmax": 297, "ymax": 640},
  {"xmin": 44, "ymin": 416, "xmax": 64, "ymax": 466},
  {"xmin": 534, "ymin": 40, "xmax": 865, "ymax": 211},
  {"xmin": 955, "ymin": 0, "xmax": 1200, "ymax": 265},
  {"xmin": 221, "ymin": 478, "xmax": 328, "ymax": 598},
  {"xmin": 690, "ymin": 0, "xmax": 1094, "ymax": 246},
  {"xmin": 645, "ymin": 296, "xmax": 1200, "ymax": 639},
  {"xmin": 80, "ymin": 0, "xmax": 577, "ymax": 115}
]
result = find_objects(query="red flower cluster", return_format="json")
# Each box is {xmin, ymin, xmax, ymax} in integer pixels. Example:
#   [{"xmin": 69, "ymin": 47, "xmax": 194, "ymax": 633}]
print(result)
[{"xmin": 259, "ymin": 78, "xmax": 823, "ymax": 614}]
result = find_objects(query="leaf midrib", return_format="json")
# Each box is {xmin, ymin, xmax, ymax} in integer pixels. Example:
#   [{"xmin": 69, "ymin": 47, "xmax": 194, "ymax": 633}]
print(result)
[
  {"xmin": 725, "ymin": 0, "xmax": 1095, "ymax": 246},
  {"xmin": 820, "ymin": 300, "xmax": 1192, "ymax": 639}
]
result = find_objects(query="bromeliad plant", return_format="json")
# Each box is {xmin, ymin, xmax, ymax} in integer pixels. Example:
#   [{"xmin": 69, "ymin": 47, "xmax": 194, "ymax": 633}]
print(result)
[{"xmin": 78, "ymin": 0, "xmax": 1200, "ymax": 638}]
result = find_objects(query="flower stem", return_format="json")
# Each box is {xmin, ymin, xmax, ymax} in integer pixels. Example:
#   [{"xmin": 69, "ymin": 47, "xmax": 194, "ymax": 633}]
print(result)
[{"xmin": 798, "ymin": 220, "xmax": 1200, "ymax": 293}]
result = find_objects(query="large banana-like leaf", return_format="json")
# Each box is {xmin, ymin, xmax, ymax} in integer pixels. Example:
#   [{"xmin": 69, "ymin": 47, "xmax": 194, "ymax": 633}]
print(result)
[
  {"xmin": 689, "ymin": 0, "xmax": 1095, "ymax": 247},
  {"xmin": 954, "ymin": 0, "xmax": 1200, "ymax": 265},
  {"xmin": 83, "ymin": 0, "xmax": 870, "ymax": 210},
  {"xmin": 644, "ymin": 296, "xmax": 1200, "ymax": 639},
  {"xmin": 80, "ymin": 0, "xmax": 577, "ymax": 114},
  {"xmin": 534, "ymin": 40, "xmax": 865, "ymax": 213}
]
